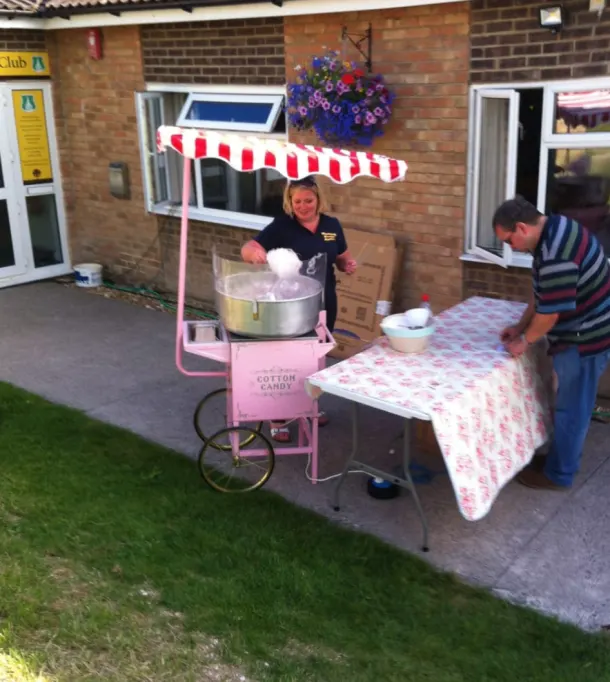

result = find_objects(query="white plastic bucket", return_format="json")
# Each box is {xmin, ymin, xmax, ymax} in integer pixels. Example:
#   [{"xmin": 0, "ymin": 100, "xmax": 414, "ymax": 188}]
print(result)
[{"xmin": 74, "ymin": 263, "xmax": 103, "ymax": 288}]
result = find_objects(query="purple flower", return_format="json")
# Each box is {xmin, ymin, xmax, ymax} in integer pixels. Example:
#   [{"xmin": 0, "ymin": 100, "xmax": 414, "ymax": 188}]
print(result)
[
  {"xmin": 325, "ymin": 80, "xmax": 334, "ymax": 92},
  {"xmin": 332, "ymin": 104, "xmax": 342, "ymax": 114},
  {"xmin": 308, "ymin": 97, "xmax": 316, "ymax": 108},
  {"xmin": 336, "ymin": 81, "xmax": 348, "ymax": 95},
  {"xmin": 354, "ymin": 114, "xmax": 362, "ymax": 124},
  {"xmin": 376, "ymin": 83, "xmax": 384, "ymax": 91},
  {"xmin": 329, "ymin": 60, "xmax": 337, "ymax": 71},
  {"xmin": 366, "ymin": 89, "xmax": 375, "ymax": 97},
  {"xmin": 321, "ymin": 99, "xmax": 331, "ymax": 111},
  {"xmin": 299, "ymin": 106, "xmax": 308, "ymax": 116},
  {"xmin": 374, "ymin": 107, "xmax": 384, "ymax": 117},
  {"xmin": 352, "ymin": 105, "xmax": 360, "ymax": 114},
  {"xmin": 380, "ymin": 95, "xmax": 387, "ymax": 104},
  {"xmin": 365, "ymin": 112, "xmax": 377, "ymax": 125},
  {"xmin": 313, "ymin": 90, "xmax": 322, "ymax": 101}
]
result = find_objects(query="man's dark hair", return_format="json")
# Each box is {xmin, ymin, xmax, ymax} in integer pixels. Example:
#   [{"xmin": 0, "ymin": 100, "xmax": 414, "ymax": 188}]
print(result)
[{"xmin": 492, "ymin": 195, "xmax": 543, "ymax": 232}]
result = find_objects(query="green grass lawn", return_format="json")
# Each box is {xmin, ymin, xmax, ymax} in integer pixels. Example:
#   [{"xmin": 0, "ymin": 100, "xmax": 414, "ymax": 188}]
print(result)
[{"xmin": 0, "ymin": 382, "xmax": 609, "ymax": 682}]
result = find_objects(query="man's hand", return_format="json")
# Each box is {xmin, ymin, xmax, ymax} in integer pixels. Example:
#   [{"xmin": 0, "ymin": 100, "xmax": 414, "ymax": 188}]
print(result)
[
  {"xmin": 506, "ymin": 336, "xmax": 529, "ymax": 358},
  {"xmin": 500, "ymin": 325, "xmax": 521, "ymax": 344}
]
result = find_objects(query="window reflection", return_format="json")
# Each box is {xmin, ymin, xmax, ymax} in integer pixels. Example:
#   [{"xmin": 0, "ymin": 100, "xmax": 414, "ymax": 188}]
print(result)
[
  {"xmin": 555, "ymin": 90, "xmax": 610, "ymax": 134},
  {"xmin": 547, "ymin": 148, "xmax": 610, "ymax": 254}
]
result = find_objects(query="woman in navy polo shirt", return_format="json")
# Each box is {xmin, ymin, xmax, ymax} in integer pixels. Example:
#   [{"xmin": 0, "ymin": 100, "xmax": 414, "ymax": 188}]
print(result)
[{"xmin": 241, "ymin": 176, "xmax": 356, "ymax": 443}]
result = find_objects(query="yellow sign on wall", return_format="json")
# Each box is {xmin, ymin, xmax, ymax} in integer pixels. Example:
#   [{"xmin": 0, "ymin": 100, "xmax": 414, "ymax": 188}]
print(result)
[
  {"xmin": 0, "ymin": 51, "xmax": 51, "ymax": 78},
  {"xmin": 12, "ymin": 90, "xmax": 53, "ymax": 184}
]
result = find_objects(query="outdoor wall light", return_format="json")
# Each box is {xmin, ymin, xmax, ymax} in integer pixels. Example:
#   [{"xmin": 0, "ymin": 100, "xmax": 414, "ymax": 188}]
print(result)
[{"xmin": 539, "ymin": 5, "xmax": 565, "ymax": 33}]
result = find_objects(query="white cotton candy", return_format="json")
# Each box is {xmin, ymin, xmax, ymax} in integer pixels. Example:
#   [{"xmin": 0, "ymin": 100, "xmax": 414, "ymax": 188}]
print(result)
[{"xmin": 266, "ymin": 248, "xmax": 302, "ymax": 279}]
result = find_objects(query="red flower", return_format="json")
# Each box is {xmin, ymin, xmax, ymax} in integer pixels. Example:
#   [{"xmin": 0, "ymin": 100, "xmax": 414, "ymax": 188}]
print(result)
[
  {"xmin": 353, "ymin": 68, "xmax": 365, "ymax": 78},
  {"xmin": 341, "ymin": 73, "xmax": 356, "ymax": 85}
]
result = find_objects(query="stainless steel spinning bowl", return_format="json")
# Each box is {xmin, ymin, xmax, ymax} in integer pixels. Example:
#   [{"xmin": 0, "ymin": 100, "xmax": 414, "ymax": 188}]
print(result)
[{"xmin": 215, "ymin": 272, "xmax": 324, "ymax": 338}]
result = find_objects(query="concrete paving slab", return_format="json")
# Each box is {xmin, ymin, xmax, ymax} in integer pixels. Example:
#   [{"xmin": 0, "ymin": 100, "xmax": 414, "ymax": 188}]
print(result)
[
  {"xmin": 493, "ymin": 451, "xmax": 610, "ymax": 631},
  {"xmin": 2, "ymin": 282, "xmax": 609, "ymax": 630}
]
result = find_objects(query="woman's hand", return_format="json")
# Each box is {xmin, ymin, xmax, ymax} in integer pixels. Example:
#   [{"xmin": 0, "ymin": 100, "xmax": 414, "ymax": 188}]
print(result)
[
  {"xmin": 337, "ymin": 252, "xmax": 357, "ymax": 275},
  {"xmin": 342, "ymin": 258, "xmax": 357, "ymax": 275},
  {"xmin": 241, "ymin": 240, "xmax": 267, "ymax": 264}
]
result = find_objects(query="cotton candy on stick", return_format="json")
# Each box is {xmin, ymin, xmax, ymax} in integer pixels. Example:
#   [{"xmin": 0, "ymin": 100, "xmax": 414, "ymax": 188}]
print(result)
[{"xmin": 266, "ymin": 248, "xmax": 302, "ymax": 279}]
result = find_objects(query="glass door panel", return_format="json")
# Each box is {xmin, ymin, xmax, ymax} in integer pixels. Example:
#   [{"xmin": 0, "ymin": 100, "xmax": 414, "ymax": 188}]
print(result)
[
  {"xmin": 0, "ymin": 200, "xmax": 16, "ymax": 268},
  {"xmin": 26, "ymin": 193, "xmax": 63, "ymax": 268}
]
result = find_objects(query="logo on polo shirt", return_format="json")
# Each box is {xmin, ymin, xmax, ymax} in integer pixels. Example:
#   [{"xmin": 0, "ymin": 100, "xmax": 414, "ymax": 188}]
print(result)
[{"xmin": 321, "ymin": 232, "xmax": 336, "ymax": 242}]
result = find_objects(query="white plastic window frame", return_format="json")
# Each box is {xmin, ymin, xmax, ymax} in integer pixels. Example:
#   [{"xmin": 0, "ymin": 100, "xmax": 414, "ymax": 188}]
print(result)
[
  {"xmin": 542, "ymin": 77, "xmax": 610, "ymax": 146},
  {"xmin": 136, "ymin": 89, "xmax": 285, "ymax": 230},
  {"xmin": 464, "ymin": 77, "xmax": 610, "ymax": 270},
  {"xmin": 176, "ymin": 93, "xmax": 284, "ymax": 133},
  {"xmin": 467, "ymin": 88, "xmax": 520, "ymax": 268},
  {"xmin": 135, "ymin": 91, "xmax": 170, "ymax": 212}
]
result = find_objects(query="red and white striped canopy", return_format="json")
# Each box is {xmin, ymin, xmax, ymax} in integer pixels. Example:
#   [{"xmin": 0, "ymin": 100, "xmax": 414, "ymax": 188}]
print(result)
[
  {"xmin": 156, "ymin": 126, "xmax": 407, "ymax": 184},
  {"xmin": 557, "ymin": 90, "xmax": 610, "ymax": 129}
]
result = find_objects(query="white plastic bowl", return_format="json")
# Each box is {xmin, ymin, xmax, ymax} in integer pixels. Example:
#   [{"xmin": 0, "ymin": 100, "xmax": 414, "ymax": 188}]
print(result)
[{"xmin": 381, "ymin": 313, "xmax": 434, "ymax": 354}]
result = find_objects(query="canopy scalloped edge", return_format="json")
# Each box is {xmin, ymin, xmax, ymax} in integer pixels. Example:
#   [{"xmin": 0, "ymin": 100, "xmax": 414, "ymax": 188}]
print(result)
[{"xmin": 156, "ymin": 125, "xmax": 408, "ymax": 185}]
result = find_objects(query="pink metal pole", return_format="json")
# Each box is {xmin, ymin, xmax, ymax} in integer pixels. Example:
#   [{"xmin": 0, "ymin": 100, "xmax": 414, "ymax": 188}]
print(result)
[{"xmin": 175, "ymin": 155, "xmax": 226, "ymax": 379}]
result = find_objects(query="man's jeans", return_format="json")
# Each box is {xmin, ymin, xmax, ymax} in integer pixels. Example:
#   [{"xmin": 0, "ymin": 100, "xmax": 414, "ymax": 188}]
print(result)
[{"xmin": 544, "ymin": 346, "xmax": 610, "ymax": 487}]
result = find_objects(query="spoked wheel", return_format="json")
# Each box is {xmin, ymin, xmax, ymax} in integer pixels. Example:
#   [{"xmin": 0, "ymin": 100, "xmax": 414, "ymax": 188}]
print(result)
[
  {"xmin": 193, "ymin": 388, "xmax": 263, "ymax": 450},
  {"xmin": 198, "ymin": 426, "xmax": 275, "ymax": 493}
]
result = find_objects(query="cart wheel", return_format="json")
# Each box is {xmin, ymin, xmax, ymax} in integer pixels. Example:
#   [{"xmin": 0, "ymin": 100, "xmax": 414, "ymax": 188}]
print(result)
[
  {"xmin": 198, "ymin": 426, "xmax": 275, "ymax": 493},
  {"xmin": 193, "ymin": 388, "xmax": 263, "ymax": 450}
]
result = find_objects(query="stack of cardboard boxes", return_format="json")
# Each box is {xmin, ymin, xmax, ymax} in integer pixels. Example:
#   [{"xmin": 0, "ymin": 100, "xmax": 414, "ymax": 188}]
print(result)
[{"xmin": 332, "ymin": 227, "xmax": 442, "ymax": 458}]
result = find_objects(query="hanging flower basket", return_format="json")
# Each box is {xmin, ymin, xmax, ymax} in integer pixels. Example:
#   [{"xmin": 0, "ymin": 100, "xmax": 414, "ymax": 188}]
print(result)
[{"xmin": 287, "ymin": 50, "xmax": 395, "ymax": 148}]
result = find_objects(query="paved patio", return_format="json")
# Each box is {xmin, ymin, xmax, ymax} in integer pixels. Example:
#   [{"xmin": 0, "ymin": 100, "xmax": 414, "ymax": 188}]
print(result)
[{"xmin": 1, "ymin": 281, "xmax": 609, "ymax": 630}]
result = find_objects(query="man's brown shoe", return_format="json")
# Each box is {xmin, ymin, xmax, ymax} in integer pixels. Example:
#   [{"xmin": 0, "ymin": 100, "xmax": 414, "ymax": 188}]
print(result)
[
  {"xmin": 517, "ymin": 466, "xmax": 570, "ymax": 491},
  {"xmin": 531, "ymin": 454, "xmax": 547, "ymax": 472}
]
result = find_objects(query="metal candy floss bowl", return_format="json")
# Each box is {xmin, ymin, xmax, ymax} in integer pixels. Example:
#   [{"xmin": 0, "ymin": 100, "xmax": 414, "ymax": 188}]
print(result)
[{"xmin": 156, "ymin": 125, "xmax": 408, "ymax": 493}]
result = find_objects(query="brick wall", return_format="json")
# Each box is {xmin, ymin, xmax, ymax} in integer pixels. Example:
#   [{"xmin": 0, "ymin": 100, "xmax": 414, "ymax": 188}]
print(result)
[
  {"xmin": 285, "ymin": 3, "xmax": 470, "ymax": 312},
  {"xmin": 140, "ymin": 18, "xmax": 285, "ymax": 85},
  {"xmin": 0, "ymin": 29, "xmax": 46, "ymax": 51},
  {"xmin": 464, "ymin": 0, "xmax": 610, "ymax": 306},
  {"xmin": 137, "ymin": 17, "xmax": 286, "ymax": 301},
  {"xmin": 47, "ymin": 27, "xmax": 161, "ymax": 285},
  {"xmin": 463, "ymin": 262, "xmax": 530, "ymax": 302},
  {"xmin": 48, "ymin": 9, "xmax": 469, "ymax": 311},
  {"xmin": 471, "ymin": 0, "xmax": 610, "ymax": 83}
]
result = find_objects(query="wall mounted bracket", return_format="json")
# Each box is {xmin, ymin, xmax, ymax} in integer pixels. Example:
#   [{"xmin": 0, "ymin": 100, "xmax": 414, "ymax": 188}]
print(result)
[{"xmin": 341, "ymin": 23, "xmax": 373, "ymax": 72}]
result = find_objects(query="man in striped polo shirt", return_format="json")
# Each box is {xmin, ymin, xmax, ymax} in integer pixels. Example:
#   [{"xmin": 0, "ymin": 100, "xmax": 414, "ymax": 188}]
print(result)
[{"xmin": 493, "ymin": 196, "xmax": 610, "ymax": 490}]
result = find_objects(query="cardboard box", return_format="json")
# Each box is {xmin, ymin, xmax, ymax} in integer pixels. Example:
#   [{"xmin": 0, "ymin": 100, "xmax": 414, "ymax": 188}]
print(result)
[{"xmin": 330, "ymin": 228, "xmax": 400, "ymax": 360}]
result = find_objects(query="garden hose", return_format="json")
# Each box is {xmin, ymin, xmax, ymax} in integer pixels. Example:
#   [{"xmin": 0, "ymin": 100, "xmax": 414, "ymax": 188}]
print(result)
[{"xmin": 101, "ymin": 281, "xmax": 217, "ymax": 320}]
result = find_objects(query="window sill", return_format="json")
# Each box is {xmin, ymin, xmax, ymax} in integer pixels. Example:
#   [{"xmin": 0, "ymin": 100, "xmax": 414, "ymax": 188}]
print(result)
[
  {"xmin": 151, "ymin": 203, "xmax": 274, "ymax": 232},
  {"xmin": 460, "ymin": 252, "xmax": 533, "ymax": 269}
]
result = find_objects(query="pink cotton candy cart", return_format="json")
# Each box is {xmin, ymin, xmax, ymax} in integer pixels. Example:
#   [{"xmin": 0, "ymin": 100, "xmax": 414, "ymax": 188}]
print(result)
[{"xmin": 156, "ymin": 126, "xmax": 408, "ymax": 493}]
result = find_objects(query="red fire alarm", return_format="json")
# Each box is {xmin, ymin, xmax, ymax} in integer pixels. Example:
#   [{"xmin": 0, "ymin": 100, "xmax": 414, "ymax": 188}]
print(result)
[{"xmin": 87, "ymin": 28, "xmax": 103, "ymax": 60}]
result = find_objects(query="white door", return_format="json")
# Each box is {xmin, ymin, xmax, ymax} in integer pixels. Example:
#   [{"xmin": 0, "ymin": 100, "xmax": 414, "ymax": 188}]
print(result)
[
  {"xmin": 0, "ymin": 81, "xmax": 70, "ymax": 288},
  {"xmin": 0, "ymin": 95, "xmax": 27, "ymax": 278}
]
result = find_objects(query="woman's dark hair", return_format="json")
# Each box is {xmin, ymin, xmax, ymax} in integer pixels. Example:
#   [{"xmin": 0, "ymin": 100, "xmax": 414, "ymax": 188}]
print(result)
[{"xmin": 492, "ymin": 196, "xmax": 543, "ymax": 232}]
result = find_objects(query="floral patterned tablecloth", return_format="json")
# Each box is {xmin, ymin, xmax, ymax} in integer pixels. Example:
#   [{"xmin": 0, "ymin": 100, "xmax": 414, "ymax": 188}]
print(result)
[{"xmin": 309, "ymin": 297, "xmax": 554, "ymax": 521}]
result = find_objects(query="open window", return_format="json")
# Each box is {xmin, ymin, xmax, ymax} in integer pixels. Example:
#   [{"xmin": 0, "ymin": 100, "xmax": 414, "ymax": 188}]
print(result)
[
  {"xmin": 469, "ymin": 89, "xmax": 520, "ymax": 267},
  {"xmin": 136, "ymin": 89, "xmax": 288, "ymax": 228},
  {"xmin": 176, "ymin": 93, "xmax": 284, "ymax": 133},
  {"xmin": 136, "ymin": 92, "xmax": 169, "ymax": 212}
]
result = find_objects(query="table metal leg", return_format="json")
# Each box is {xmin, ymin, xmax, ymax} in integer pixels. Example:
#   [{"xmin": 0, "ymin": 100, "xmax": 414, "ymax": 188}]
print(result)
[
  {"xmin": 332, "ymin": 401, "xmax": 360, "ymax": 511},
  {"xmin": 401, "ymin": 419, "xmax": 430, "ymax": 552}
]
